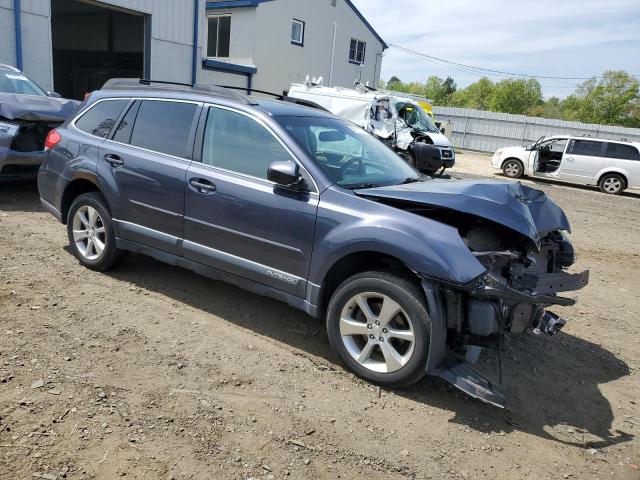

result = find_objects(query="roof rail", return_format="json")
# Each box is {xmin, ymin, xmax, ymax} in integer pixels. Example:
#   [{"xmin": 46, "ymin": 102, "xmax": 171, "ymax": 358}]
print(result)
[
  {"xmin": 216, "ymin": 85, "xmax": 329, "ymax": 112},
  {"xmin": 100, "ymin": 78, "xmax": 254, "ymax": 104}
]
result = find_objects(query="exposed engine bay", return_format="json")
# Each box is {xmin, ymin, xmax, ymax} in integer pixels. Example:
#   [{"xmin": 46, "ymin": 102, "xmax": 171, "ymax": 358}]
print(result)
[{"xmin": 355, "ymin": 179, "xmax": 590, "ymax": 406}]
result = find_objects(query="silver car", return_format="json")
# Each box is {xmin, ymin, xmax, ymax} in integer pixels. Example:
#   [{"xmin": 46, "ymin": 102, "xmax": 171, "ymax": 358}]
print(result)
[{"xmin": 491, "ymin": 135, "xmax": 640, "ymax": 195}]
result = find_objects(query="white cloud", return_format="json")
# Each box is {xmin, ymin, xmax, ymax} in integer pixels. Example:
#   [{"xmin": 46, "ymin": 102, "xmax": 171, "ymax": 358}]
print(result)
[{"xmin": 351, "ymin": 0, "xmax": 640, "ymax": 97}]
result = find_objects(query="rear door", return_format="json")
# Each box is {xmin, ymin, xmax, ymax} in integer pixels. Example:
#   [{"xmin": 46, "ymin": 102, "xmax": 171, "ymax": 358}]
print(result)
[
  {"xmin": 98, "ymin": 99, "xmax": 201, "ymax": 255},
  {"xmin": 559, "ymin": 139, "xmax": 605, "ymax": 183},
  {"xmin": 183, "ymin": 105, "xmax": 319, "ymax": 297}
]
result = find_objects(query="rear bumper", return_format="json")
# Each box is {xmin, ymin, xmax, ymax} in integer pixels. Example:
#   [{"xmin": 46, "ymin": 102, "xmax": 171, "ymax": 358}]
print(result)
[{"xmin": 0, "ymin": 147, "xmax": 44, "ymax": 180}]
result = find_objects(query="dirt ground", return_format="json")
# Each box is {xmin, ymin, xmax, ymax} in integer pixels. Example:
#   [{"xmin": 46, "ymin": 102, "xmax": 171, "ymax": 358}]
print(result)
[{"xmin": 1, "ymin": 153, "xmax": 639, "ymax": 480}]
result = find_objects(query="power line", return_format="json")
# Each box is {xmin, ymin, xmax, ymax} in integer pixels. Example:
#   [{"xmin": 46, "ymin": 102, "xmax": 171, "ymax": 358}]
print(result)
[{"xmin": 389, "ymin": 44, "xmax": 639, "ymax": 81}]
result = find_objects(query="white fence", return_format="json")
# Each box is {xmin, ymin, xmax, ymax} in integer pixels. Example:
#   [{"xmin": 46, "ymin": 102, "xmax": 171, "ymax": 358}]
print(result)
[{"xmin": 433, "ymin": 106, "xmax": 640, "ymax": 153}]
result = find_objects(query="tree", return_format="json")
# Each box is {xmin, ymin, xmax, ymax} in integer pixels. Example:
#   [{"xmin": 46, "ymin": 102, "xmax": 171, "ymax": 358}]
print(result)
[
  {"xmin": 450, "ymin": 77, "xmax": 495, "ymax": 110},
  {"xmin": 490, "ymin": 78, "xmax": 543, "ymax": 114},
  {"xmin": 386, "ymin": 76, "xmax": 403, "ymax": 91},
  {"xmin": 561, "ymin": 71, "xmax": 640, "ymax": 126}
]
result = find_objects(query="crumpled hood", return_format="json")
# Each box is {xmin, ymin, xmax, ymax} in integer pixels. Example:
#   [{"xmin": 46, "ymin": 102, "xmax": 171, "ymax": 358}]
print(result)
[
  {"xmin": 355, "ymin": 179, "xmax": 570, "ymax": 248},
  {"xmin": 0, "ymin": 93, "xmax": 80, "ymax": 122},
  {"xmin": 424, "ymin": 130, "xmax": 452, "ymax": 148}
]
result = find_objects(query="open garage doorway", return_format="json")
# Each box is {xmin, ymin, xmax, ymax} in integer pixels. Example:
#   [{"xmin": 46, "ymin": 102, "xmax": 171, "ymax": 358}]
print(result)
[{"xmin": 51, "ymin": 0, "xmax": 148, "ymax": 100}]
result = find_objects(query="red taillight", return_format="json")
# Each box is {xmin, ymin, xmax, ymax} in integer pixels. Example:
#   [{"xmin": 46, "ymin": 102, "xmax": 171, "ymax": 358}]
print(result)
[{"xmin": 44, "ymin": 129, "xmax": 61, "ymax": 150}]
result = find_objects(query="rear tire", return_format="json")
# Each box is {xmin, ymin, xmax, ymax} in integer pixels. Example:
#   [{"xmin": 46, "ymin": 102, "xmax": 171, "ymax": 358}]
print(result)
[
  {"xmin": 66, "ymin": 192, "xmax": 126, "ymax": 271},
  {"xmin": 326, "ymin": 271, "xmax": 431, "ymax": 388},
  {"xmin": 598, "ymin": 173, "xmax": 626, "ymax": 195},
  {"xmin": 502, "ymin": 158, "xmax": 524, "ymax": 179}
]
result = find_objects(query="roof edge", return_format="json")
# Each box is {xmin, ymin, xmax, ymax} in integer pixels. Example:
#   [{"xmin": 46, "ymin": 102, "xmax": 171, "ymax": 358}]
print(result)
[{"xmin": 344, "ymin": 0, "xmax": 388, "ymax": 49}]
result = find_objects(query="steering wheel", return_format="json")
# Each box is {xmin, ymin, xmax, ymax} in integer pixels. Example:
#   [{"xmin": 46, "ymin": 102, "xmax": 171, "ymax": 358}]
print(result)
[{"xmin": 339, "ymin": 157, "xmax": 365, "ymax": 176}]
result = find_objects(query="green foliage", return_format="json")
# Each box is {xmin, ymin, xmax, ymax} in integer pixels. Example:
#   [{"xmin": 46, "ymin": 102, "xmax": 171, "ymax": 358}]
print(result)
[{"xmin": 381, "ymin": 70, "xmax": 640, "ymax": 127}]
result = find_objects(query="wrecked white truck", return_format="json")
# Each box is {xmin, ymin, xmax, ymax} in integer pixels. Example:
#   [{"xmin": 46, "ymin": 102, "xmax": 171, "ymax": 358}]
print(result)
[
  {"xmin": 0, "ymin": 63, "xmax": 80, "ymax": 181},
  {"xmin": 287, "ymin": 80, "xmax": 455, "ymax": 174}
]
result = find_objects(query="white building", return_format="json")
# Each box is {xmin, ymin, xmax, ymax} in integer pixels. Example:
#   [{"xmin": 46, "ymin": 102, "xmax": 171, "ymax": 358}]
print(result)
[{"xmin": 0, "ymin": 0, "xmax": 386, "ymax": 99}]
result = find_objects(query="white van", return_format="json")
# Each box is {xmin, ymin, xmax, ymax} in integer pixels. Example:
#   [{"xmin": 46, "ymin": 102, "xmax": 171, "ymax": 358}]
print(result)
[{"xmin": 491, "ymin": 136, "xmax": 640, "ymax": 194}]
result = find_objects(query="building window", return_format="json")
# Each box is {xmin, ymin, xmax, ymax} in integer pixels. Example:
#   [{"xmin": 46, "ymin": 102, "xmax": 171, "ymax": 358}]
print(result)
[
  {"xmin": 349, "ymin": 39, "xmax": 366, "ymax": 64},
  {"xmin": 207, "ymin": 16, "xmax": 231, "ymax": 58},
  {"xmin": 291, "ymin": 19, "xmax": 305, "ymax": 46}
]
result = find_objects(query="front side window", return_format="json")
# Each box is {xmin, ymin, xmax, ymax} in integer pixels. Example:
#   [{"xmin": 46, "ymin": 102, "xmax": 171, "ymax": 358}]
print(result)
[
  {"xmin": 539, "ymin": 138, "xmax": 568, "ymax": 153},
  {"xmin": 349, "ymin": 39, "xmax": 366, "ymax": 64},
  {"xmin": 207, "ymin": 16, "xmax": 231, "ymax": 58},
  {"xmin": 201, "ymin": 107, "xmax": 293, "ymax": 179},
  {"xmin": 278, "ymin": 115, "xmax": 419, "ymax": 189},
  {"xmin": 129, "ymin": 100, "xmax": 198, "ymax": 158},
  {"xmin": 567, "ymin": 139, "xmax": 604, "ymax": 157},
  {"xmin": 605, "ymin": 142, "xmax": 640, "ymax": 161},
  {"xmin": 75, "ymin": 99, "xmax": 129, "ymax": 138},
  {"xmin": 291, "ymin": 19, "xmax": 305, "ymax": 46}
]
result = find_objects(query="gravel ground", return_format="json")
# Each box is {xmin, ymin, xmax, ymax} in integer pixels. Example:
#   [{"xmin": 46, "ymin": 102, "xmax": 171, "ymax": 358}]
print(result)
[{"xmin": 1, "ymin": 153, "xmax": 639, "ymax": 480}]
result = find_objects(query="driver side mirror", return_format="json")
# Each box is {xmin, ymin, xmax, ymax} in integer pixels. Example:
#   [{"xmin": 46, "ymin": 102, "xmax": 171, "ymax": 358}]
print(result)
[{"xmin": 267, "ymin": 161, "xmax": 303, "ymax": 187}]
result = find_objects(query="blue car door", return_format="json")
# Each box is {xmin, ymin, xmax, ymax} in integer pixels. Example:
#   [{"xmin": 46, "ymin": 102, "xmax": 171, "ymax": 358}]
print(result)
[{"xmin": 183, "ymin": 105, "xmax": 319, "ymax": 297}]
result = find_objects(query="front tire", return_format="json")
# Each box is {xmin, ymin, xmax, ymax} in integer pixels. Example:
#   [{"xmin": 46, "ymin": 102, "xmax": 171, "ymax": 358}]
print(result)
[
  {"xmin": 502, "ymin": 158, "xmax": 524, "ymax": 179},
  {"xmin": 598, "ymin": 173, "xmax": 626, "ymax": 195},
  {"xmin": 66, "ymin": 192, "xmax": 125, "ymax": 271},
  {"xmin": 326, "ymin": 271, "xmax": 431, "ymax": 388}
]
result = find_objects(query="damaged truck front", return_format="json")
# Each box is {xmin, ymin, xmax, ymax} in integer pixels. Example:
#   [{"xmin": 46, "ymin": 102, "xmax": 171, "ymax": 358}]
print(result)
[
  {"xmin": 354, "ymin": 180, "xmax": 589, "ymax": 407},
  {"xmin": 0, "ymin": 65, "xmax": 79, "ymax": 180}
]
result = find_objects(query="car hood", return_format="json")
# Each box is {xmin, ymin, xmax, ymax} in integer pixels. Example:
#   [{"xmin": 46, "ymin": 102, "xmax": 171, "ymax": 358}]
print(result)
[
  {"xmin": 0, "ymin": 93, "xmax": 80, "ymax": 122},
  {"xmin": 355, "ymin": 179, "xmax": 570, "ymax": 248},
  {"xmin": 498, "ymin": 145, "xmax": 527, "ymax": 155},
  {"xmin": 423, "ymin": 130, "xmax": 452, "ymax": 148}
]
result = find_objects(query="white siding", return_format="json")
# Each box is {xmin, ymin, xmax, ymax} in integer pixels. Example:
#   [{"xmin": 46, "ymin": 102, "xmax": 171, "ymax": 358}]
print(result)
[{"xmin": 250, "ymin": 0, "xmax": 384, "ymax": 92}]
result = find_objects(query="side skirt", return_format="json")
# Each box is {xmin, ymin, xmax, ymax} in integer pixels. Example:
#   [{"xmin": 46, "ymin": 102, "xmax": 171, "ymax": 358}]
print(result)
[{"xmin": 115, "ymin": 238, "xmax": 319, "ymax": 318}]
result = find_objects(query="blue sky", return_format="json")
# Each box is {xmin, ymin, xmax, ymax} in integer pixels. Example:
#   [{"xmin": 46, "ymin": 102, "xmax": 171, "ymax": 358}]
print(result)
[{"xmin": 351, "ymin": 0, "xmax": 640, "ymax": 98}]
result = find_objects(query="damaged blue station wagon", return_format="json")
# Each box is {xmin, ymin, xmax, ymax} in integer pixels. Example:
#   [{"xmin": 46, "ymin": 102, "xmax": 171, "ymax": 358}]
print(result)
[{"xmin": 38, "ymin": 80, "xmax": 589, "ymax": 406}]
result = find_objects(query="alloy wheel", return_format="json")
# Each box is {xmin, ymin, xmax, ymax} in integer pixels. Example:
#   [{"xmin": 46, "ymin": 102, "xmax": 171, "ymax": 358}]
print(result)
[
  {"xmin": 72, "ymin": 205, "xmax": 106, "ymax": 261},
  {"xmin": 504, "ymin": 161, "xmax": 521, "ymax": 177},
  {"xmin": 339, "ymin": 292, "xmax": 415, "ymax": 373},
  {"xmin": 603, "ymin": 177, "xmax": 622, "ymax": 194}
]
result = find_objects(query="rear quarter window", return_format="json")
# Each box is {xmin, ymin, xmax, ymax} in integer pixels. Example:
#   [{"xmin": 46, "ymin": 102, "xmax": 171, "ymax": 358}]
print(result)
[
  {"xmin": 75, "ymin": 99, "xmax": 129, "ymax": 138},
  {"xmin": 605, "ymin": 142, "xmax": 640, "ymax": 161}
]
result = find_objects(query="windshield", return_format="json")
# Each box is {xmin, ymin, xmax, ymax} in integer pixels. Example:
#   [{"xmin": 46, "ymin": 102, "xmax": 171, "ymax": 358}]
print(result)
[
  {"xmin": 277, "ymin": 115, "xmax": 422, "ymax": 189},
  {"xmin": 395, "ymin": 102, "xmax": 439, "ymax": 133},
  {"xmin": 0, "ymin": 71, "xmax": 47, "ymax": 96}
]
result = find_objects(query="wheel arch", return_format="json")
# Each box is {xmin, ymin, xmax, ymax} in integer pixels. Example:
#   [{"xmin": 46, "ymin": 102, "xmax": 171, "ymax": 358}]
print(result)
[
  {"xmin": 596, "ymin": 169, "xmax": 628, "ymax": 188},
  {"xmin": 315, "ymin": 250, "xmax": 422, "ymax": 318},
  {"xmin": 60, "ymin": 175, "xmax": 105, "ymax": 224}
]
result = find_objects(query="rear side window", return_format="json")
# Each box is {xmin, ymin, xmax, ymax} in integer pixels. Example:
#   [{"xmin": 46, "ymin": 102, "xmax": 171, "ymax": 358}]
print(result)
[
  {"xmin": 201, "ymin": 107, "xmax": 293, "ymax": 179},
  {"xmin": 567, "ymin": 139, "xmax": 604, "ymax": 157},
  {"xmin": 129, "ymin": 100, "xmax": 198, "ymax": 158},
  {"xmin": 605, "ymin": 142, "xmax": 640, "ymax": 161},
  {"xmin": 75, "ymin": 99, "xmax": 128, "ymax": 138}
]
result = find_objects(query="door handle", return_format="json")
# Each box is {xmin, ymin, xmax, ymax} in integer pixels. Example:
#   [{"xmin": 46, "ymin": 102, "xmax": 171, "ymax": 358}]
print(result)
[
  {"xmin": 189, "ymin": 178, "xmax": 216, "ymax": 193},
  {"xmin": 104, "ymin": 154, "xmax": 124, "ymax": 166},
  {"xmin": 565, "ymin": 156, "xmax": 575, "ymax": 162}
]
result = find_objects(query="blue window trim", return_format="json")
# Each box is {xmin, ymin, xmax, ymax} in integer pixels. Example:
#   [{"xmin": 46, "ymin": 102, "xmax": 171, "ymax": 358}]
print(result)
[
  {"xmin": 202, "ymin": 59, "xmax": 257, "ymax": 95},
  {"xmin": 291, "ymin": 19, "xmax": 304, "ymax": 47},
  {"xmin": 202, "ymin": 59, "xmax": 257, "ymax": 75},
  {"xmin": 206, "ymin": 0, "xmax": 274, "ymax": 9}
]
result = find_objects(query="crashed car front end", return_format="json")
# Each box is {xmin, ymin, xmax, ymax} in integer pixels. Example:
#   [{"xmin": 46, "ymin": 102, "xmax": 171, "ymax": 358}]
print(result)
[
  {"xmin": 0, "ymin": 92, "xmax": 79, "ymax": 181},
  {"xmin": 355, "ymin": 180, "xmax": 589, "ymax": 406},
  {"xmin": 0, "ymin": 118, "xmax": 57, "ymax": 180}
]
